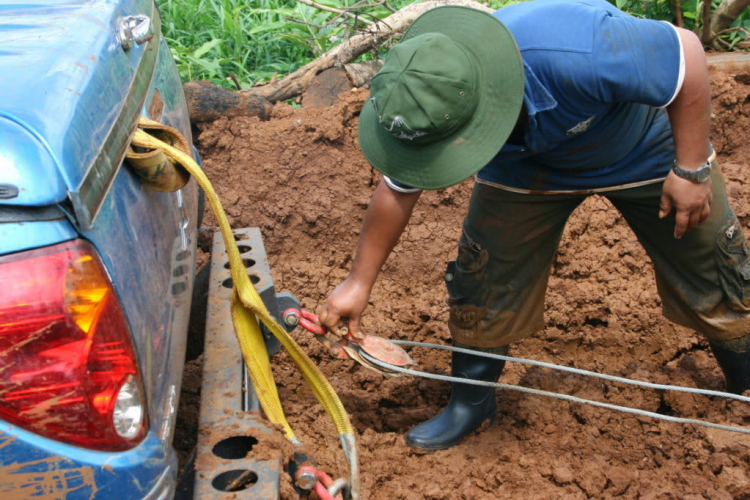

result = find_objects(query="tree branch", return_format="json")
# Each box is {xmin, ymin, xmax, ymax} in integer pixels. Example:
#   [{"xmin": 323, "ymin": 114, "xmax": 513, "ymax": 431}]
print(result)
[
  {"xmin": 237, "ymin": 0, "xmax": 492, "ymax": 103},
  {"xmin": 293, "ymin": 0, "xmax": 374, "ymax": 24},
  {"xmin": 709, "ymin": 0, "xmax": 750, "ymax": 48}
]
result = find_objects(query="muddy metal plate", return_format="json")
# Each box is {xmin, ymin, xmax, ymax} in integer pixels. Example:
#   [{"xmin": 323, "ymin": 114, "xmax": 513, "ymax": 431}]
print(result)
[{"xmin": 189, "ymin": 227, "xmax": 298, "ymax": 499}]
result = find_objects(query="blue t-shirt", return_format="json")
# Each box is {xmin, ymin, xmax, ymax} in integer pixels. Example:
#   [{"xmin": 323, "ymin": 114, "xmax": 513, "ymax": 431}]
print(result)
[{"xmin": 385, "ymin": 0, "xmax": 684, "ymax": 194}]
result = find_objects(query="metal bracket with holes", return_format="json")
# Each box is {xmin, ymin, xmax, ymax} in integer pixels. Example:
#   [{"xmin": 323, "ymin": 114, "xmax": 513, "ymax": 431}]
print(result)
[{"xmin": 180, "ymin": 227, "xmax": 299, "ymax": 499}]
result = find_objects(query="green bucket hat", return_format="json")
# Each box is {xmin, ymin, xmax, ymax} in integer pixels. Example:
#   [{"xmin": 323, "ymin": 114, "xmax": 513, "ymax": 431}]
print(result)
[{"xmin": 358, "ymin": 6, "xmax": 524, "ymax": 190}]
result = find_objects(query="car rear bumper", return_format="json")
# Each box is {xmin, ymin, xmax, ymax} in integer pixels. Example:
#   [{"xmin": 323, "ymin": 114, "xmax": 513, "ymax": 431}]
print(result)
[{"xmin": 0, "ymin": 422, "xmax": 177, "ymax": 500}]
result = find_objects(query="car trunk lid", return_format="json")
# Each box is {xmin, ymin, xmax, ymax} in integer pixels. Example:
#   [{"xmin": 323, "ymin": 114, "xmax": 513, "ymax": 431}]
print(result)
[{"xmin": 0, "ymin": 0, "xmax": 158, "ymax": 229}]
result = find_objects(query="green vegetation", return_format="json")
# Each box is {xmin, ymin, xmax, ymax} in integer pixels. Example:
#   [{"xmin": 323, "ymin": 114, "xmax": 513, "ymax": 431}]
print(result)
[
  {"xmin": 157, "ymin": 0, "xmax": 413, "ymax": 88},
  {"xmin": 158, "ymin": 0, "xmax": 749, "ymax": 88},
  {"xmin": 613, "ymin": 0, "xmax": 750, "ymax": 49},
  {"xmin": 157, "ymin": 0, "xmax": 527, "ymax": 88}
]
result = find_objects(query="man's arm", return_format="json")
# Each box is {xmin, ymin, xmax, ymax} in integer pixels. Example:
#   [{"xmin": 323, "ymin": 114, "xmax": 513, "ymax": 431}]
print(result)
[
  {"xmin": 661, "ymin": 27, "xmax": 713, "ymax": 239},
  {"xmin": 319, "ymin": 180, "xmax": 422, "ymax": 338}
]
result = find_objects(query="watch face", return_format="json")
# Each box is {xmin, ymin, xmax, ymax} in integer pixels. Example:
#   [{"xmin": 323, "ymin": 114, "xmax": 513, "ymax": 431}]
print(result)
[{"xmin": 673, "ymin": 162, "xmax": 711, "ymax": 182}]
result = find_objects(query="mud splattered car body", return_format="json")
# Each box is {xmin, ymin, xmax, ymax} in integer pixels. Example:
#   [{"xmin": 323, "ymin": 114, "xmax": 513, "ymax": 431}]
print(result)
[{"xmin": 0, "ymin": 0, "xmax": 199, "ymax": 498}]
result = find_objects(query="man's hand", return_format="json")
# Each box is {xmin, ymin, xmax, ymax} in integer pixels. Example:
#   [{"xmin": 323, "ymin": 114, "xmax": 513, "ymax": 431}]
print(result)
[
  {"xmin": 318, "ymin": 277, "xmax": 371, "ymax": 342},
  {"xmin": 659, "ymin": 171, "xmax": 713, "ymax": 239}
]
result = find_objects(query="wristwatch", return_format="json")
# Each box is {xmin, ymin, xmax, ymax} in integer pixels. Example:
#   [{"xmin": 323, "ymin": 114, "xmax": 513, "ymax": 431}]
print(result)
[
  {"xmin": 672, "ymin": 161, "xmax": 711, "ymax": 182},
  {"xmin": 672, "ymin": 150, "xmax": 716, "ymax": 183}
]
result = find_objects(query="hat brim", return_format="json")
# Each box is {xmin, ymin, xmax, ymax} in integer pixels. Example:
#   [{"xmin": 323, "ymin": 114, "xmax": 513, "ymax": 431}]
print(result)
[{"xmin": 358, "ymin": 6, "xmax": 524, "ymax": 190}]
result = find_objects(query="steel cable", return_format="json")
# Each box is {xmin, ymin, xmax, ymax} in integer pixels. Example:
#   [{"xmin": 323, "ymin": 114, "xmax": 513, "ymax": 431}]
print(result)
[{"xmin": 360, "ymin": 341, "xmax": 750, "ymax": 435}]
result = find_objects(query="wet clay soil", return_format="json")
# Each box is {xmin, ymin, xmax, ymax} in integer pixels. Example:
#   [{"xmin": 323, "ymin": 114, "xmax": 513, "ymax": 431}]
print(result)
[{"xmin": 177, "ymin": 61, "xmax": 750, "ymax": 499}]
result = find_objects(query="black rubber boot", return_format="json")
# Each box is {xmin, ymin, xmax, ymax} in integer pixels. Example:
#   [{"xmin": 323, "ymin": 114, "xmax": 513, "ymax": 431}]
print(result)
[
  {"xmin": 405, "ymin": 345, "xmax": 507, "ymax": 452},
  {"xmin": 709, "ymin": 335, "xmax": 750, "ymax": 394}
]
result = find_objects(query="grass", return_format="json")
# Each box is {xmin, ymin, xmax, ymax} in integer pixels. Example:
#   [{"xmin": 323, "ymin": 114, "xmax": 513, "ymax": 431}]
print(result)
[
  {"xmin": 157, "ymin": 0, "xmax": 416, "ymax": 89},
  {"xmin": 158, "ymin": 0, "xmax": 749, "ymax": 89},
  {"xmin": 157, "ymin": 0, "xmax": 528, "ymax": 89}
]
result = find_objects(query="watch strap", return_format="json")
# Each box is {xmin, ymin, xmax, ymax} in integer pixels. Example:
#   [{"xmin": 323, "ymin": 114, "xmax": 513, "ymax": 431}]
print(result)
[{"xmin": 672, "ymin": 150, "xmax": 716, "ymax": 183}]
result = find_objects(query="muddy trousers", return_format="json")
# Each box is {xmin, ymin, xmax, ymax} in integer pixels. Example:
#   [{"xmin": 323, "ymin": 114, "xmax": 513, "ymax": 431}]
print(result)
[
  {"xmin": 446, "ymin": 166, "xmax": 750, "ymax": 392},
  {"xmin": 405, "ymin": 343, "xmax": 507, "ymax": 451}
]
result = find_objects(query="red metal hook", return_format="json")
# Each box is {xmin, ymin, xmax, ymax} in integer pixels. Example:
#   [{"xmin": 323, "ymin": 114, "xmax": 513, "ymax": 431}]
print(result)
[
  {"xmin": 283, "ymin": 307, "xmax": 326, "ymax": 335},
  {"xmin": 297, "ymin": 465, "xmax": 345, "ymax": 500},
  {"xmin": 283, "ymin": 307, "xmax": 417, "ymax": 374}
]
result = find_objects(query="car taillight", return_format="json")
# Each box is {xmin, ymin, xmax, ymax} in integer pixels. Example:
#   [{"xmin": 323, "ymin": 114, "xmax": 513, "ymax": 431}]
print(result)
[{"xmin": 0, "ymin": 239, "xmax": 147, "ymax": 450}]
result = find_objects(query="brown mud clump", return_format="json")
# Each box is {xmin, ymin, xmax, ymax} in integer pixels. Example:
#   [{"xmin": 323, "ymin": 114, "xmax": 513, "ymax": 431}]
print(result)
[{"xmin": 183, "ymin": 62, "xmax": 750, "ymax": 498}]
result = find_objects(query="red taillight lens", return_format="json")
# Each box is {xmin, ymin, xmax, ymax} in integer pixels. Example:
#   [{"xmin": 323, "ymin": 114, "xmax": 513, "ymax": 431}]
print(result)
[{"xmin": 0, "ymin": 240, "xmax": 147, "ymax": 450}]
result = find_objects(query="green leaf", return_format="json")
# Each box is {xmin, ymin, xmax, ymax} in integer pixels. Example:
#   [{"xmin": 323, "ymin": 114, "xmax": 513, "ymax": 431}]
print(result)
[
  {"xmin": 247, "ymin": 20, "xmax": 300, "ymax": 35},
  {"xmin": 188, "ymin": 55, "xmax": 222, "ymax": 73},
  {"xmin": 314, "ymin": 0, "xmax": 344, "ymax": 8},
  {"xmin": 193, "ymin": 39, "xmax": 223, "ymax": 58}
]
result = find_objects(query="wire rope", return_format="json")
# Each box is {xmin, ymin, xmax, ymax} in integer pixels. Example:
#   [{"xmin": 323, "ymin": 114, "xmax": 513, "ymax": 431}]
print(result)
[{"xmin": 359, "ymin": 341, "xmax": 750, "ymax": 435}]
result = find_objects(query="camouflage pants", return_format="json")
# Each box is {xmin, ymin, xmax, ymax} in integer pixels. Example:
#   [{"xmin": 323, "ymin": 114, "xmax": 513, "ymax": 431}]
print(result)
[{"xmin": 447, "ymin": 164, "xmax": 750, "ymax": 348}]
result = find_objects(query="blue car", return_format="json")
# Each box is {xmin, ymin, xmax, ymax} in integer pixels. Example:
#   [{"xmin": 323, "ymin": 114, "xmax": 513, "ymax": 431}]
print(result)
[{"xmin": 0, "ymin": 0, "xmax": 200, "ymax": 498}]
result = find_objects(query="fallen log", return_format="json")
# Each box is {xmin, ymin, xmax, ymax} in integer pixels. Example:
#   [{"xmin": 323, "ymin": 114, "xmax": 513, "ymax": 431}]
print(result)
[{"xmin": 184, "ymin": 81, "xmax": 273, "ymax": 124}]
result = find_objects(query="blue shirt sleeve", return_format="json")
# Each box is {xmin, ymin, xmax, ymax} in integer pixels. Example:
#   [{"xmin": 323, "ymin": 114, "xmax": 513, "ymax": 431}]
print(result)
[{"xmin": 592, "ymin": 16, "xmax": 682, "ymax": 107}]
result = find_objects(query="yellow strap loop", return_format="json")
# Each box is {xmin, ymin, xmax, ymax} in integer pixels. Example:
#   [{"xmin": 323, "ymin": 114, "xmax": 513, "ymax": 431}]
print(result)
[{"xmin": 127, "ymin": 117, "xmax": 358, "ymax": 496}]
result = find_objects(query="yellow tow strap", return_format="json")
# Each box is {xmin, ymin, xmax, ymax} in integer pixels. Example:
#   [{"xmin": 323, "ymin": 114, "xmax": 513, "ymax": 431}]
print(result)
[{"xmin": 126, "ymin": 116, "xmax": 359, "ymax": 498}]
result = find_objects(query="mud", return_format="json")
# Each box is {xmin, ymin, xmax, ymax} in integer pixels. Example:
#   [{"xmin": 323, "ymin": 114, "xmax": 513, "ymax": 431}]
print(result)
[{"xmin": 177, "ymin": 62, "xmax": 750, "ymax": 499}]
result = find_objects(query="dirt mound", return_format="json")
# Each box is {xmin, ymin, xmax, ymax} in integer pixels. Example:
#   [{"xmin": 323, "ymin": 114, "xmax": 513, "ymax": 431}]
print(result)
[{"xmin": 186, "ymin": 64, "xmax": 750, "ymax": 499}]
